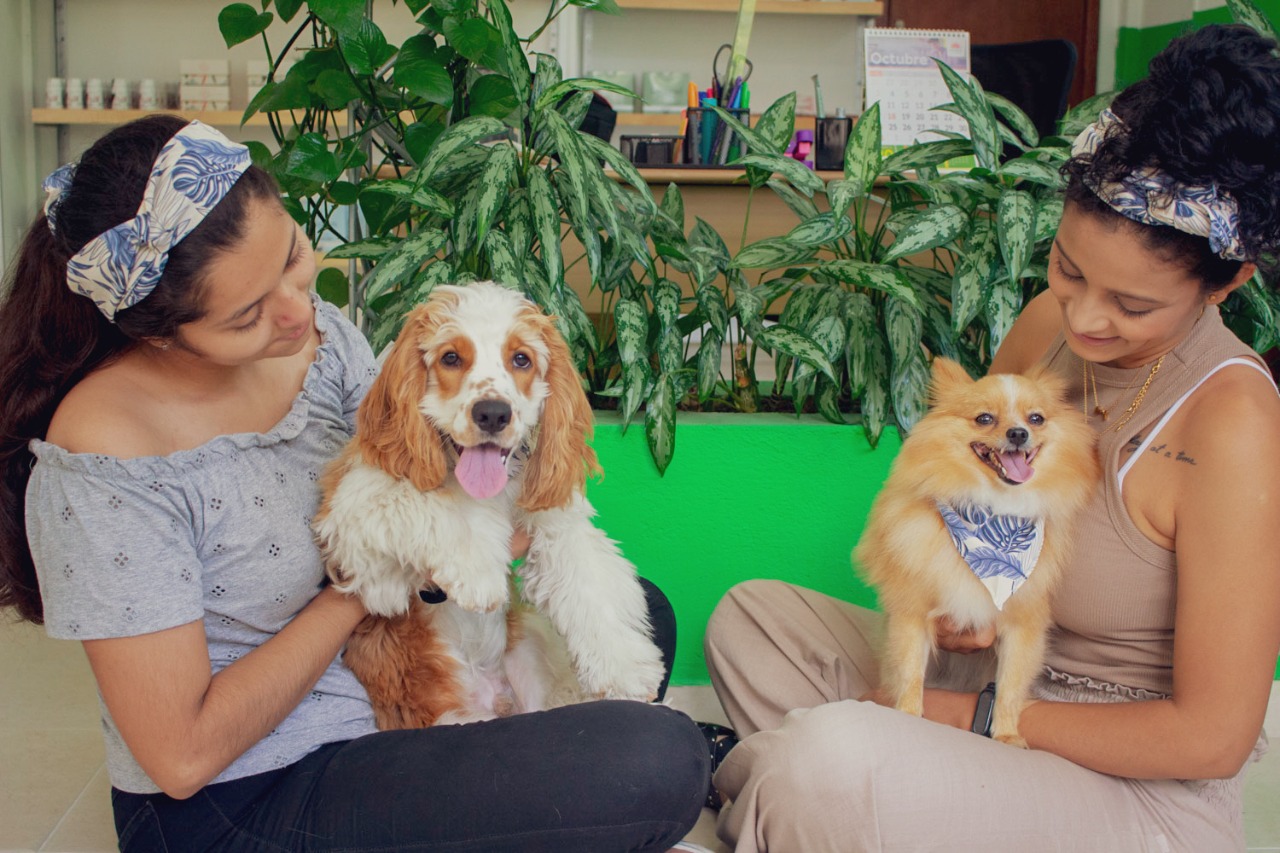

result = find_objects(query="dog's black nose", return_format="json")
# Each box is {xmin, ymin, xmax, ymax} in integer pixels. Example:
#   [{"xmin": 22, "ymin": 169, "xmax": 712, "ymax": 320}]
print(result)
[
  {"xmin": 1006, "ymin": 427, "xmax": 1028, "ymax": 446},
  {"xmin": 472, "ymin": 400, "xmax": 512, "ymax": 434}
]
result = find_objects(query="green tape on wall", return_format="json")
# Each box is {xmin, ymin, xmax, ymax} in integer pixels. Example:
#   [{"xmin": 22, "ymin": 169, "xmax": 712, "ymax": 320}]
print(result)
[
  {"xmin": 1116, "ymin": 2, "xmax": 1280, "ymax": 88},
  {"xmin": 585, "ymin": 413, "xmax": 900, "ymax": 685}
]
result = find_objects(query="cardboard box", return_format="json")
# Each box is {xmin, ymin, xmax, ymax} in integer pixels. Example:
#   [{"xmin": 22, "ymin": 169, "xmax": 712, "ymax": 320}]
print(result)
[
  {"xmin": 179, "ymin": 84, "xmax": 231, "ymax": 111},
  {"xmin": 180, "ymin": 59, "xmax": 230, "ymax": 87}
]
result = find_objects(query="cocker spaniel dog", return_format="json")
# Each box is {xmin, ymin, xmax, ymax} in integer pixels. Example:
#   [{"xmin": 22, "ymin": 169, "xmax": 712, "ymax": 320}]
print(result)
[{"xmin": 314, "ymin": 281, "xmax": 664, "ymax": 728}]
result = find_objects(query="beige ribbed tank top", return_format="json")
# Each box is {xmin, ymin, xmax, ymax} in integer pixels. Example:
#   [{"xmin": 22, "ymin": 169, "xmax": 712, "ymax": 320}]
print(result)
[{"xmin": 1040, "ymin": 307, "xmax": 1271, "ymax": 696}]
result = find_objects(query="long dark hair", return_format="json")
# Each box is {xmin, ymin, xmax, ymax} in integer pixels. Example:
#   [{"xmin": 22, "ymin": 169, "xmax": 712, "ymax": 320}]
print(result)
[
  {"xmin": 0, "ymin": 115, "xmax": 279, "ymax": 624},
  {"xmin": 1064, "ymin": 24, "xmax": 1280, "ymax": 291}
]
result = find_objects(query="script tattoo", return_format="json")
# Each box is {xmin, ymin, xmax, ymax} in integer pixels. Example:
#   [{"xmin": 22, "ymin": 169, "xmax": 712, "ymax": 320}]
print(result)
[{"xmin": 1147, "ymin": 443, "xmax": 1197, "ymax": 466}]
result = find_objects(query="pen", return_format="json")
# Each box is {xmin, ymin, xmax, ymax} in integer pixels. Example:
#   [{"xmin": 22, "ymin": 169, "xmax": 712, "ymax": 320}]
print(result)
[
  {"xmin": 687, "ymin": 81, "xmax": 699, "ymax": 110},
  {"xmin": 700, "ymin": 96, "xmax": 718, "ymax": 165}
]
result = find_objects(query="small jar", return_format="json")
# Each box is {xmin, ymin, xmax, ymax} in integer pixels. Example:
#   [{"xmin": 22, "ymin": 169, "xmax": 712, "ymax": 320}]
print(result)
[
  {"xmin": 45, "ymin": 77, "xmax": 65, "ymax": 109},
  {"xmin": 65, "ymin": 77, "xmax": 84, "ymax": 109}
]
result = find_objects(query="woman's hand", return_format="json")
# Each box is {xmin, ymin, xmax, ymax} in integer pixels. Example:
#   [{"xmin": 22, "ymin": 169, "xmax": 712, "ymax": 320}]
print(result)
[{"xmin": 935, "ymin": 616, "xmax": 995, "ymax": 654}]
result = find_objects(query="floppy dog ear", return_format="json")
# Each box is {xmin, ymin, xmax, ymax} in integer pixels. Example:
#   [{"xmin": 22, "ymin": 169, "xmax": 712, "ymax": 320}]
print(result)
[
  {"xmin": 357, "ymin": 305, "xmax": 448, "ymax": 492},
  {"xmin": 519, "ymin": 312, "xmax": 600, "ymax": 512}
]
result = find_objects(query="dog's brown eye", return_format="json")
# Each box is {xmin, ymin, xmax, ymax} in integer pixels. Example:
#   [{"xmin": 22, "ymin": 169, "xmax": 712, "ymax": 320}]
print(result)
[
  {"xmin": 512, "ymin": 352, "xmax": 531, "ymax": 369},
  {"xmin": 441, "ymin": 352, "xmax": 461, "ymax": 367},
  {"xmin": 975, "ymin": 413, "xmax": 995, "ymax": 426},
  {"xmin": 1029, "ymin": 413, "xmax": 1045, "ymax": 426}
]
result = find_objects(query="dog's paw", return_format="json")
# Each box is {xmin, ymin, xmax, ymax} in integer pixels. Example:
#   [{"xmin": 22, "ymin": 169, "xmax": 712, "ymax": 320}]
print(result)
[
  {"xmin": 436, "ymin": 567, "xmax": 509, "ymax": 613},
  {"xmin": 576, "ymin": 641, "xmax": 665, "ymax": 702},
  {"xmin": 993, "ymin": 730, "xmax": 1029, "ymax": 749}
]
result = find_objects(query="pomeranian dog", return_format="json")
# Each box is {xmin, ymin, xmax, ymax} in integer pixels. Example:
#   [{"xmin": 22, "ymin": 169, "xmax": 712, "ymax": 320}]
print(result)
[{"xmin": 855, "ymin": 357, "xmax": 1099, "ymax": 746}]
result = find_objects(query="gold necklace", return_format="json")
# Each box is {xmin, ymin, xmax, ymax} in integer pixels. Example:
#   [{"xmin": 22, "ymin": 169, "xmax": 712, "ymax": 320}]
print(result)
[
  {"xmin": 1083, "ymin": 355, "xmax": 1167, "ymax": 432},
  {"xmin": 1108, "ymin": 354, "xmax": 1166, "ymax": 433}
]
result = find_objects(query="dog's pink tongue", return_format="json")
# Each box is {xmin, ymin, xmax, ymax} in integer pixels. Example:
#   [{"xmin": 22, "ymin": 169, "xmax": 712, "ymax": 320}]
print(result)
[
  {"xmin": 456, "ymin": 444, "xmax": 508, "ymax": 499},
  {"xmin": 1000, "ymin": 452, "xmax": 1034, "ymax": 484}
]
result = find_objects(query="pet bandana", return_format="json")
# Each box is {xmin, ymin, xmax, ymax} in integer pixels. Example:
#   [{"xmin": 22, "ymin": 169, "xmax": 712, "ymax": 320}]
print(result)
[
  {"xmin": 1071, "ymin": 109, "xmax": 1247, "ymax": 261},
  {"xmin": 42, "ymin": 121, "xmax": 252, "ymax": 322},
  {"xmin": 937, "ymin": 502, "xmax": 1045, "ymax": 610}
]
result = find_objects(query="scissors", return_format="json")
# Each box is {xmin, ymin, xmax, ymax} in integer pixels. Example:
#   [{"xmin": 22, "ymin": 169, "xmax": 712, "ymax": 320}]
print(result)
[{"xmin": 712, "ymin": 43, "xmax": 753, "ymax": 102}]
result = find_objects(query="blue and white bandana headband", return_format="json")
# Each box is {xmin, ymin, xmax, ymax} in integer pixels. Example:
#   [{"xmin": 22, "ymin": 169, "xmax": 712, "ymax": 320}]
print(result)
[
  {"xmin": 1071, "ymin": 109, "xmax": 1247, "ymax": 262},
  {"xmin": 937, "ymin": 502, "xmax": 1045, "ymax": 611},
  {"xmin": 41, "ymin": 121, "xmax": 252, "ymax": 322}
]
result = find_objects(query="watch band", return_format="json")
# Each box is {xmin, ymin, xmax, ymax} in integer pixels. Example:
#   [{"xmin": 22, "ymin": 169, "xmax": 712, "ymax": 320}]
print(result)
[{"xmin": 971, "ymin": 682, "xmax": 996, "ymax": 737}]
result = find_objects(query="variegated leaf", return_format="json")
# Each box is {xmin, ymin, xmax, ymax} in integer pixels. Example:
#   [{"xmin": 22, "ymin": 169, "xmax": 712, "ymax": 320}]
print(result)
[
  {"xmin": 415, "ymin": 116, "xmax": 505, "ymax": 183},
  {"xmin": 484, "ymin": 229, "xmax": 522, "ymax": 285},
  {"xmin": 935, "ymin": 60, "xmax": 1001, "ymax": 170},
  {"xmin": 816, "ymin": 260, "xmax": 923, "ymax": 312},
  {"xmin": 696, "ymin": 283, "xmax": 729, "ymax": 338},
  {"xmin": 881, "ymin": 138, "xmax": 973, "ymax": 174},
  {"xmin": 1034, "ymin": 197, "xmax": 1064, "ymax": 242},
  {"xmin": 861, "ymin": 331, "xmax": 890, "ymax": 447},
  {"xmin": 987, "ymin": 278, "xmax": 1022, "ymax": 355},
  {"xmin": 881, "ymin": 204, "xmax": 967, "ymax": 263},
  {"xmin": 731, "ymin": 237, "xmax": 815, "ymax": 269},
  {"xmin": 987, "ymin": 91, "xmax": 1039, "ymax": 147},
  {"xmin": 506, "ymin": 190, "xmax": 533, "ymax": 258},
  {"xmin": 363, "ymin": 228, "xmax": 448, "ymax": 303},
  {"xmin": 844, "ymin": 292, "xmax": 875, "ymax": 400},
  {"xmin": 526, "ymin": 168, "xmax": 564, "ymax": 287},
  {"xmin": 645, "ymin": 373, "xmax": 677, "ymax": 475},
  {"xmin": 756, "ymin": 91, "xmax": 798, "ymax": 153},
  {"xmin": 654, "ymin": 278, "xmax": 682, "ymax": 332},
  {"xmin": 737, "ymin": 153, "xmax": 825, "ymax": 197},
  {"xmin": 1228, "ymin": 0, "xmax": 1279, "ymax": 42},
  {"xmin": 890, "ymin": 351, "xmax": 930, "ymax": 433},
  {"xmin": 826, "ymin": 179, "xmax": 864, "ymax": 219},
  {"xmin": 845, "ymin": 102, "xmax": 882, "ymax": 195},
  {"xmin": 767, "ymin": 178, "xmax": 822, "ymax": 222},
  {"xmin": 580, "ymin": 133, "xmax": 657, "ymax": 213},
  {"xmin": 997, "ymin": 189, "xmax": 1037, "ymax": 284},
  {"xmin": 788, "ymin": 212, "xmax": 855, "ymax": 248},
  {"xmin": 542, "ymin": 110, "xmax": 593, "ymax": 236},
  {"xmin": 660, "ymin": 182, "xmax": 685, "ymax": 233},
  {"xmin": 709, "ymin": 107, "xmax": 771, "ymax": 156},
  {"xmin": 998, "ymin": 158, "xmax": 1063, "ymax": 188},
  {"xmin": 488, "ymin": 0, "xmax": 530, "ymax": 107},
  {"xmin": 474, "ymin": 144, "xmax": 517, "ymax": 247},
  {"xmin": 731, "ymin": 280, "xmax": 766, "ymax": 336},
  {"xmin": 324, "ymin": 235, "xmax": 400, "ymax": 260},
  {"xmin": 614, "ymin": 298, "xmax": 649, "ymax": 367},
  {"xmin": 692, "ymin": 328, "xmax": 720, "ymax": 401},
  {"xmin": 619, "ymin": 361, "xmax": 649, "ymax": 428},
  {"xmin": 360, "ymin": 179, "xmax": 454, "ymax": 218},
  {"xmin": 816, "ymin": 375, "xmax": 846, "ymax": 424},
  {"xmin": 884, "ymin": 296, "xmax": 923, "ymax": 370},
  {"xmin": 758, "ymin": 325, "xmax": 836, "ymax": 382}
]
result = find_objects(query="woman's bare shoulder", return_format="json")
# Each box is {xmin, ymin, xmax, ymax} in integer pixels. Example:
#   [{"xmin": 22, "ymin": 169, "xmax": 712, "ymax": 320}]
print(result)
[
  {"xmin": 989, "ymin": 290, "xmax": 1062, "ymax": 375},
  {"xmin": 45, "ymin": 357, "xmax": 166, "ymax": 458}
]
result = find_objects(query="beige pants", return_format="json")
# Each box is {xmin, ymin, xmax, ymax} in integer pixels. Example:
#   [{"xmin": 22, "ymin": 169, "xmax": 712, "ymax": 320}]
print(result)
[{"xmin": 703, "ymin": 579, "xmax": 1243, "ymax": 853}]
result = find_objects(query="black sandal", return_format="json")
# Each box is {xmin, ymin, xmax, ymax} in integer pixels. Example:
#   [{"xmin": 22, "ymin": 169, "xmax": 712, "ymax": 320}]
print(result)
[{"xmin": 697, "ymin": 721, "xmax": 739, "ymax": 810}]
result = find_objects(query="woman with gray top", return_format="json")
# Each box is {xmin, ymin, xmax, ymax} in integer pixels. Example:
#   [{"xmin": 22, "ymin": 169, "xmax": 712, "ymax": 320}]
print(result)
[{"xmin": 0, "ymin": 114, "xmax": 707, "ymax": 852}]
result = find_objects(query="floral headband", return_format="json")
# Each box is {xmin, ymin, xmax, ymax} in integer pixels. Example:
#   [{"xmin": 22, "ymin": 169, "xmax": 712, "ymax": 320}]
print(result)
[
  {"xmin": 1070, "ymin": 109, "xmax": 1248, "ymax": 262},
  {"xmin": 41, "ymin": 121, "xmax": 252, "ymax": 322}
]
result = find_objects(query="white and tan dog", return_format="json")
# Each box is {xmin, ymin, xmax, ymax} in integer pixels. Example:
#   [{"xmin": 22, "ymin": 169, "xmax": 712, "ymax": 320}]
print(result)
[{"xmin": 314, "ymin": 282, "xmax": 663, "ymax": 729}]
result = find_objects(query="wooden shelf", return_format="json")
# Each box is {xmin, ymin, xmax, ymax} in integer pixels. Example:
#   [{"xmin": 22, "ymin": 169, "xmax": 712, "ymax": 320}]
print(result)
[
  {"xmin": 617, "ymin": 112, "xmax": 817, "ymax": 131},
  {"xmin": 615, "ymin": 0, "xmax": 883, "ymax": 15},
  {"xmin": 30, "ymin": 108, "xmax": 339, "ymax": 128},
  {"xmin": 633, "ymin": 167, "xmax": 841, "ymax": 185}
]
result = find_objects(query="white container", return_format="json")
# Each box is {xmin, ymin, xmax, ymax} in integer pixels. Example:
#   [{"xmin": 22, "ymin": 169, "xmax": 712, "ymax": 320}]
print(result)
[
  {"xmin": 86, "ymin": 78, "xmax": 105, "ymax": 109},
  {"xmin": 179, "ymin": 59, "xmax": 230, "ymax": 86},
  {"xmin": 110, "ymin": 79, "xmax": 131, "ymax": 110},
  {"xmin": 139, "ymin": 79, "xmax": 159, "ymax": 111},
  {"xmin": 179, "ymin": 84, "xmax": 231, "ymax": 111},
  {"xmin": 45, "ymin": 77, "xmax": 65, "ymax": 109},
  {"xmin": 65, "ymin": 78, "xmax": 84, "ymax": 109}
]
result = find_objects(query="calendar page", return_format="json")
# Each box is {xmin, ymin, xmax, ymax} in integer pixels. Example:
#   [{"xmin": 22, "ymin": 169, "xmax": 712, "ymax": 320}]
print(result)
[{"xmin": 864, "ymin": 28, "xmax": 971, "ymax": 150}]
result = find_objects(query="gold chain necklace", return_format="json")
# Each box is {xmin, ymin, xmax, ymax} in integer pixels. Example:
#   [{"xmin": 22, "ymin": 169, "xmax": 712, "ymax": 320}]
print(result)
[{"xmin": 1083, "ymin": 355, "xmax": 1167, "ymax": 433}]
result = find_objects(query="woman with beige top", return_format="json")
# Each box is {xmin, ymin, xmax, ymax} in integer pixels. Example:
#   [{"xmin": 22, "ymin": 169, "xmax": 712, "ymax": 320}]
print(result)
[{"xmin": 703, "ymin": 23, "xmax": 1280, "ymax": 852}]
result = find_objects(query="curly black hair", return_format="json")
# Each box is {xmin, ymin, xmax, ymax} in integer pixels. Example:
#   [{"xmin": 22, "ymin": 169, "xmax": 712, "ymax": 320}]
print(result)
[{"xmin": 1064, "ymin": 24, "xmax": 1280, "ymax": 290}]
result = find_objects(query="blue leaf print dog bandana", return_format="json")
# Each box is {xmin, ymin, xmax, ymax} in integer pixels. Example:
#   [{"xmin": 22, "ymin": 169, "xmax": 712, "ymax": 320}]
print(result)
[
  {"xmin": 937, "ymin": 502, "xmax": 1045, "ymax": 610},
  {"xmin": 43, "ymin": 121, "xmax": 251, "ymax": 322}
]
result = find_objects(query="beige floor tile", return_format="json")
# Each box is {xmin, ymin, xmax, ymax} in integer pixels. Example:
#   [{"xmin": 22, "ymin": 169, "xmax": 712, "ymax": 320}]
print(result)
[{"xmin": 40, "ymin": 765, "xmax": 117, "ymax": 853}]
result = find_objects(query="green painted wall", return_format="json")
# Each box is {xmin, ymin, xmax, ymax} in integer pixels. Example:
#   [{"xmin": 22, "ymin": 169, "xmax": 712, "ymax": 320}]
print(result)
[
  {"xmin": 585, "ymin": 413, "xmax": 900, "ymax": 686},
  {"xmin": 1115, "ymin": 2, "xmax": 1280, "ymax": 88}
]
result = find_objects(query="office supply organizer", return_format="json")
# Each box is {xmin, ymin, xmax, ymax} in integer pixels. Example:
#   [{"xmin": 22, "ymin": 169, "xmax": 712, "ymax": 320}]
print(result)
[{"xmin": 863, "ymin": 27, "xmax": 970, "ymax": 150}]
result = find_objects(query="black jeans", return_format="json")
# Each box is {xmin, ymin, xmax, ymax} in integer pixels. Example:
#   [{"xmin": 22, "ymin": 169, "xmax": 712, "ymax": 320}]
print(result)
[{"xmin": 111, "ymin": 580, "xmax": 707, "ymax": 852}]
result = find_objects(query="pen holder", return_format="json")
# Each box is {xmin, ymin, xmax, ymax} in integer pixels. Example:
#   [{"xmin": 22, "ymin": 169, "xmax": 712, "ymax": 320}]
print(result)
[
  {"xmin": 814, "ymin": 116, "xmax": 853, "ymax": 171},
  {"xmin": 683, "ymin": 107, "xmax": 750, "ymax": 166},
  {"xmin": 620, "ymin": 134, "xmax": 683, "ymax": 166}
]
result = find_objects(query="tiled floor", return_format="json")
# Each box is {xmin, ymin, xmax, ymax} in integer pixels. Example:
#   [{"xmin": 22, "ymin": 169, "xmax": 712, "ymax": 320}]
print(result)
[{"xmin": 2, "ymin": 616, "xmax": 1276, "ymax": 852}]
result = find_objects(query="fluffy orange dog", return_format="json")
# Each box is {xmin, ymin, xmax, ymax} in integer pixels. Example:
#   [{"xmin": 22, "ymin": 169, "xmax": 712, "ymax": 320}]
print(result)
[{"xmin": 855, "ymin": 357, "xmax": 1099, "ymax": 746}]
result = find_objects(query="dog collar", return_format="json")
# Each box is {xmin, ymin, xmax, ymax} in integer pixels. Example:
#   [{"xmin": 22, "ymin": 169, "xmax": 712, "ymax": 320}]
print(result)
[{"xmin": 936, "ymin": 502, "xmax": 1045, "ymax": 610}]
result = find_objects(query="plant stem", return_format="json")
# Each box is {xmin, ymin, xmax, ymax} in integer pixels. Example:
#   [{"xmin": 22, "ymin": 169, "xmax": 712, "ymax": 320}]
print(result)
[{"xmin": 740, "ymin": 184, "xmax": 755, "ymax": 251}]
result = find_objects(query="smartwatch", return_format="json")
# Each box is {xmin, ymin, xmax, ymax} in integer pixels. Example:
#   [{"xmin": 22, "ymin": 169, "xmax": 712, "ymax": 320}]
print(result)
[{"xmin": 971, "ymin": 682, "xmax": 996, "ymax": 737}]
